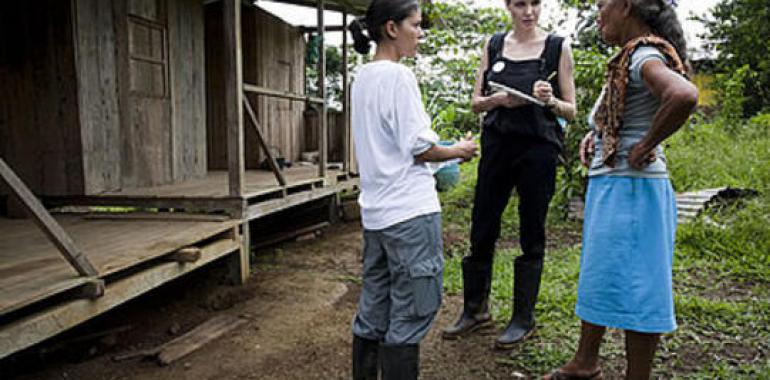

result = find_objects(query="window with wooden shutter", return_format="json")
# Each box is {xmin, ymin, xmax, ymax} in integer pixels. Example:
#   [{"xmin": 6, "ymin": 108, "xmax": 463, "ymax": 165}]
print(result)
[{"xmin": 127, "ymin": 0, "xmax": 168, "ymax": 98}]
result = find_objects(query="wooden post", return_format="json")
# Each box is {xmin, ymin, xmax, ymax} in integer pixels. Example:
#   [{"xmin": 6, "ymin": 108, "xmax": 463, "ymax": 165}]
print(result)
[
  {"xmin": 224, "ymin": 0, "xmax": 244, "ymax": 198},
  {"xmin": 317, "ymin": 0, "xmax": 328, "ymax": 178},
  {"xmin": 0, "ymin": 158, "xmax": 98, "ymax": 277},
  {"xmin": 227, "ymin": 223, "xmax": 250, "ymax": 285},
  {"xmin": 342, "ymin": 11, "xmax": 350, "ymax": 174}
]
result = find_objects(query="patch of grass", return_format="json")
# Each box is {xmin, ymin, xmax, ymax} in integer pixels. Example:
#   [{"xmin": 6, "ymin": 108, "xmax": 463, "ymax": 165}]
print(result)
[{"xmin": 667, "ymin": 118, "xmax": 770, "ymax": 193}]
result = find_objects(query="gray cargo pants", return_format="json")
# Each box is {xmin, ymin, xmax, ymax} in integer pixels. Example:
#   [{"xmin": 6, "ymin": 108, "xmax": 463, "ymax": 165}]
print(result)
[{"xmin": 352, "ymin": 212, "xmax": 444, "ymax": 345}]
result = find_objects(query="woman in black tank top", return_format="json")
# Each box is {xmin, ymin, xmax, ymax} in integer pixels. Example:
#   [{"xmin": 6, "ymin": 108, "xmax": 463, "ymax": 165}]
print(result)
[{"xmin": 442, "ymin": 0, "xmax": 577, "ymax": 350}]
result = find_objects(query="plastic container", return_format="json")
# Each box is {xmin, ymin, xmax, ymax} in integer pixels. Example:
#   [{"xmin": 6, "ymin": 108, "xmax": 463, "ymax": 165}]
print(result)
[{"xmin": 433, "ymin": 141, "xmax": 461, "ymax": 191}]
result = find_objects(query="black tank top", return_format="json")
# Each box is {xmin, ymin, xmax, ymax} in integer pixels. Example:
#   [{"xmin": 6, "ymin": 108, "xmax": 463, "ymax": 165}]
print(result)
[{"xmin": 482, "ymin": 32, "xmax": 565, "ymax": 150}]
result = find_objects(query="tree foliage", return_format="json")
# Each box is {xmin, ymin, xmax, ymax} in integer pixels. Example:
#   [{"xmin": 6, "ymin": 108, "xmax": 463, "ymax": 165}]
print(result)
[
  {"xmin": 416, "ymin": 1, "xmax": 509, "ymax": 138},
  {"xmin": 699, "ymin": 0, "xmax": 770, "ymax": 115}
]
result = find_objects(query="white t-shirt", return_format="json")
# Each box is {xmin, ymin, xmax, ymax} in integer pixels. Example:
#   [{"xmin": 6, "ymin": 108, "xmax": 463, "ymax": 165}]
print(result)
[{"xmin": 351, "ymin": 61, "xmax": 441, "ymax": 230}]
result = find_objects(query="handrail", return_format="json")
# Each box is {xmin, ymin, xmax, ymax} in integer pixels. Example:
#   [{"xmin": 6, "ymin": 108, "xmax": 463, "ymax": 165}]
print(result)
[{"xmin": 243, "ymin": 83, "xmax": 324, "ymax": 104}]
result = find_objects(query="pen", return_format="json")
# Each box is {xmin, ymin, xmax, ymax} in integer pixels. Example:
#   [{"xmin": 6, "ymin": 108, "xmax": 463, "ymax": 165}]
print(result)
[{"xmin": 546, "ymin": 71, "xmax": 557, "ymax": 81}]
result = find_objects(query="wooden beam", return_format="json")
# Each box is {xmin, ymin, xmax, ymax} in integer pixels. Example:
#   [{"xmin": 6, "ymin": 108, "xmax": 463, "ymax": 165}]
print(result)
[
  {"xmin": 224, "ymin": 0, "xmax": 245, "ymax": 197},
  {"xmin": 253, "ymin": 222, "xmax": 330, "ymax": 249},
  {"xmin": 0, "ymin": 158, "xmax": 98, "ymax": 278},
  {"xmin": 84, "ymin": 212, "xmax": 230, "ymax": 222},
  {"xmin": 44, "ymin": 196, "xmax": 244, "ymax": 217},
  {"xmin": 317, "ymin": 0, "xmax": 328, "ymax": 178},
  {"xmin": 245, "ymin": 187, "xmax": 337, "ymax": 221},
  {"xmin": 243, "ymin": 83, "xmax": 324, "ymax": 104},
  {"xmin": 299, "ymin": 25, "xmax": 346, "ymax": 33},
  {"xmin": 77, "ymin": 279, "xmax": 106, "ymax": 299},
  {"xmin": 243, "ymin": 96, "xmax": 288, "ymax": 186},
  {"xmin": 342, "ymin": 11, "xmax": 350, "ymax": 173},
  {"xmin": 113, "ymin": 315, "xmax": 246, "ymax": 365},
  {"xmin": 0, "ymin": 236, "xmax": 239, "ymax": 360},
  {"xmin": 167, "ymin": 247, "xmax": 202, "ymax": 263},
  {"xmin": 157, "ymin": 315, "xmax": 246, "ymax": 365},
  {"xmin": 266, "ymin": 0, "xmax": 364, "ymax": 14}
]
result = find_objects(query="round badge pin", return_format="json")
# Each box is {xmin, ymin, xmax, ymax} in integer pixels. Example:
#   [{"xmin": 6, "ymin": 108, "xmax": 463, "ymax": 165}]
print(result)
[{"xmin": 492, "ymin": 61, "xmax": 505, "ymax": 73}]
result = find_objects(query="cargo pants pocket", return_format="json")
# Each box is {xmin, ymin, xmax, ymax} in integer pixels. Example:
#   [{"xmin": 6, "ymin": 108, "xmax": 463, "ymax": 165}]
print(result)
[{"xmin": 409, "ymin": 257, "xmax": 443, "ymax": 317}]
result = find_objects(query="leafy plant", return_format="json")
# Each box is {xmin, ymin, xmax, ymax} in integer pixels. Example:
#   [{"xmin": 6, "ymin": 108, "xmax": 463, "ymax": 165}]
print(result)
[
  {"xmin": 698, "ymin": 0, "xmax": 770, "ymax": 116},
  {"xmin": 712, "ymin": 65, "xmax": 751, "ymax": 129}
]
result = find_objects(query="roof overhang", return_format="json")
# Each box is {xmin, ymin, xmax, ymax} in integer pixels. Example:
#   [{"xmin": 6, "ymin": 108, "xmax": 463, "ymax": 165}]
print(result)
[{"xmin": 259, "ymin": 0, "xmax": 370, "ymax": 15}]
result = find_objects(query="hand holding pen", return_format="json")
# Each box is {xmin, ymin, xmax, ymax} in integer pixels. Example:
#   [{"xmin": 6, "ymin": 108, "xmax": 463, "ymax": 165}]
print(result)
[{"xmin": 533, "ymin": 71, "xmax": 557, "ymax": 105}]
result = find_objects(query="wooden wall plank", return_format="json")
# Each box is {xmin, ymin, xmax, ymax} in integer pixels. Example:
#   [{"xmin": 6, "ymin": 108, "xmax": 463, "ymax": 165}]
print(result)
[
  {"xmin": 168, "ymin": 0, "xmax": 207, "ymax": 181},
  {"xmin": 204, "ymin": 2, "xmax": 227, "ymax": 170},
  {"xmin": 0, "ymin": 1, "xmax": 84, "ymax": 197},
  {"xmin": 74, "ymin": 0, "xmax": 122, "ymax": 194}
]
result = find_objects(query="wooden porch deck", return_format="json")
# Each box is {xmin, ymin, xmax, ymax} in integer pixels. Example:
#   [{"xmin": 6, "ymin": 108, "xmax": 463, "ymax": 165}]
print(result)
[
  {"xmin": 0, "ymin": 215, "xmax": 240, "ymax": 358},
  {"xmin": 44, "ymin": 168, "xmax": 357, "ymax": 219}
]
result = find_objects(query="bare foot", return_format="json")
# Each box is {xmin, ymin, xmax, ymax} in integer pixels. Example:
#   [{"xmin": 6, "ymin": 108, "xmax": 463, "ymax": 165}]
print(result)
[{"xmin": 542, "ymin": 361, "xmax": 602, "ymax": 380}]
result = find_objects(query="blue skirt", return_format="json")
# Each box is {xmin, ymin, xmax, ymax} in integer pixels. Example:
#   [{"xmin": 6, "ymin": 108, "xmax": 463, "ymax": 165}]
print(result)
[{"xmin": 575, "ymin": 176, "xmax": 678, "ymax": 333}]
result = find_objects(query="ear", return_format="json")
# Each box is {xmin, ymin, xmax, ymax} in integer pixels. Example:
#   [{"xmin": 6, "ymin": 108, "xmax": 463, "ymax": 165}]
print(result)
[
  {"xmin": 383, "ymin": 20, "xmax": 398, "ymax": 40},
  {"xmin": 620, "ymin": 0, "xmax": 633, "ymax": 18}
]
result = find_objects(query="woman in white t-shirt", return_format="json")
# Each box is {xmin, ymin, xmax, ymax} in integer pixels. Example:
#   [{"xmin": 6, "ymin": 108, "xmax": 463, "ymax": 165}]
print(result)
[{"xmin": 348, "ymin": 1, "xmax": 477, "ymax": 379}]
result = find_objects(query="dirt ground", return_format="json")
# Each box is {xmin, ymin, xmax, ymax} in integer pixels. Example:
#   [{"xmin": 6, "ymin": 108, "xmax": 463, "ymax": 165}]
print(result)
[{"xmin": 5, "ymin": 221, "xmax": 556, "ymax": 380}]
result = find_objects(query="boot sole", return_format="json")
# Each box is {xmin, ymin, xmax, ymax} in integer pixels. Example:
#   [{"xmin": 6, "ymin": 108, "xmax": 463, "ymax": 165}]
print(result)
[
  {"xmin": 441, "ymin": 319, "xmax": 495, "ymax": 340},
  {"xmin": 494, "ymin": 327, "xmax": 535, "ymax": 350}
]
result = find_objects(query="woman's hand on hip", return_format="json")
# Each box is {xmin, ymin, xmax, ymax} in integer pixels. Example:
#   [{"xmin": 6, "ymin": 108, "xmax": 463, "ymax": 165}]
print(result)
[
  {"xmin": 628, "ymin": 142, "xmax": 657, "ymax": 170},
  {"xmin": 579, "ymin": 131, "xmax": 595, "ymax": 168}
]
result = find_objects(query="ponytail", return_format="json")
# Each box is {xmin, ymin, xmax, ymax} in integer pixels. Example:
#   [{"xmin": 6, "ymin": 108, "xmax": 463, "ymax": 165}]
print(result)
[{"xmin": 349, "ymin": 18, "xmax": 372, "ymax": 54}]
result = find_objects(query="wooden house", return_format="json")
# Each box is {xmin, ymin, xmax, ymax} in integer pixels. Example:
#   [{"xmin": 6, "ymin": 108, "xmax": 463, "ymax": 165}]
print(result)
[{"xmin": 0, "ymin": 0, "xmax": 366, "ymax": 359}]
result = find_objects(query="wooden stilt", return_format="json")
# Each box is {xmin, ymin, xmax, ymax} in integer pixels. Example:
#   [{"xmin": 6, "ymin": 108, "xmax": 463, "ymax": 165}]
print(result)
[{"xmin": 227, "ymin": 224, "xmax": 250, "ymax": 285}]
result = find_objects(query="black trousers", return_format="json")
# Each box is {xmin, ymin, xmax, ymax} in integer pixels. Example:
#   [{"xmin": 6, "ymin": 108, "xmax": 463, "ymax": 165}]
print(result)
[{"xmin": 469, "ymin": 127, "xmax": 559, "ymax": 265}]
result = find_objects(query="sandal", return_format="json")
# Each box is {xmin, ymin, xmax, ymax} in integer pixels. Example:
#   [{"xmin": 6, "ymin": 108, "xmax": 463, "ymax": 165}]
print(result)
[{"xmin": 546, "ymin": 368, "xmax": 603, "ymax": 380}]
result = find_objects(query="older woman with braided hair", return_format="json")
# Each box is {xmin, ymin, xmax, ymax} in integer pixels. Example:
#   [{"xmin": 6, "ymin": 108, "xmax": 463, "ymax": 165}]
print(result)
[{"xmin": 544, "ymin": 0, "xmax": 697, "ymax": 379}]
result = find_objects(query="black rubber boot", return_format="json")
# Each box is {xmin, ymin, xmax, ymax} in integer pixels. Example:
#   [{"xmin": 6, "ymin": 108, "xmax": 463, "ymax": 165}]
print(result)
[
  {"xmin": 352, "ymin": 335, "xmax": 379, "ymax": 380},
  {"xmin": 442, "ymin": 257, "xmax": 494, "ymax": 339},
  {"xmin": 380, "ymin": 344, "xmax": 419, "ymax": 380},
  {"xmin": 495, "ymin": 259, "xmax": 544, "ymax": 350}
]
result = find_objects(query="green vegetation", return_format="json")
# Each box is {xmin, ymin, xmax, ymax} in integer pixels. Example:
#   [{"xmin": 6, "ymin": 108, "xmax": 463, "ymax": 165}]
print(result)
[
  {"xmin": 698, "ymin": 0, "xmax": 770, "ymax": 116},
  {"xmin": 439, "ymin": 114, "xmax": 770, "ymax": 377}
]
